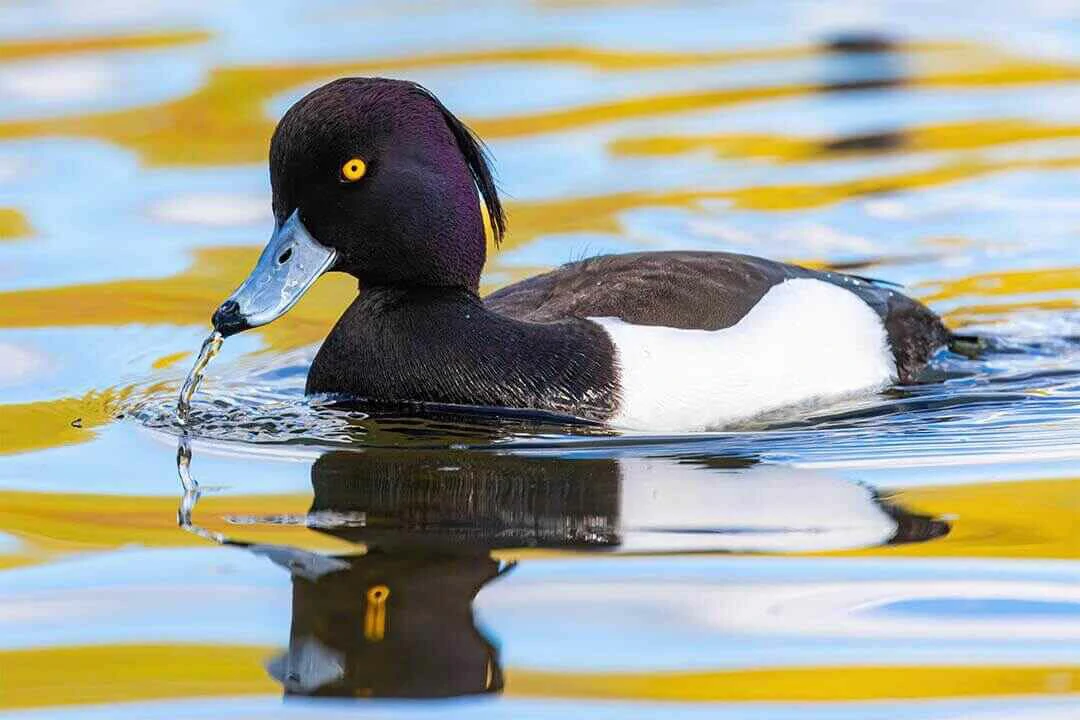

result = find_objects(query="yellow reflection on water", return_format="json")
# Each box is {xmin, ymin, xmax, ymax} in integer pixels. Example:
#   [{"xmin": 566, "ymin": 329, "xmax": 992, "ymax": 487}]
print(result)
[
  {"xmin": 0, "ymin": 209, "xmax": 31, "ymax": 241},
  {"xmin": 0, "ymin": 246, "xmax": 355, "ymax": 352},
  {"xmin": 0, "ymin": 30, "xmax": 210, "ymax": 63},
  {"xmin": 612, "ymin": 119, "xmax": 1080, "ymax": 162},
  {"xmin": 151, "ymin": 350, "xmax": 192, "ymax": 370},
  {"xmin": 0, "ymin": 39, "xmax": 1066, "ymax": 166},
  {"xmin": 827, "ymin": 478, "xmax": 1080, "ymax": 561},
  {"xmin": 921, "ymin": 267, "xmax": 1080, "ymax": 303},
  {"xmin": 0, "ymin": 643, "xmax": 1073, "ymax": 709},
  {"xmin": 921, "ymin": 267, "xmax": 1080, "ymax": 326},
  {"xmin": 0, "ymin": 391, "xmax": 124, "ymax": 456},
  {"xmin": 505, "ymin": 154, "xmax": 1080, "ymax": 251},
  {"xmin": 946, "ymin": 298, "xmax": 1079, "ymax": 328},
  {"xmin": 0, "ymin": 42, "xmax": 822, "ymax": 166},
  {"xmin": 0, "ymin": 477, "xmax": 1074, "ymax": 571},
  {"xmin": 0, "ymin": 644, "xmax": 278, "ymax": 710},
  {"xmin": 506, "ymin": 665, "xmax": 1079, "ymax": 702},
  {"xmin": 0, "ymin": 489, "xmax": 357, "ymax": 568}
]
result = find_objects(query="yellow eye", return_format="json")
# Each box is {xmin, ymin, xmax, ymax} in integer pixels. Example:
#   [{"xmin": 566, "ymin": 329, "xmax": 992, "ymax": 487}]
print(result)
[{"xmin": 340, "ymin": 157, "xmax": 367, "ymax": 182}]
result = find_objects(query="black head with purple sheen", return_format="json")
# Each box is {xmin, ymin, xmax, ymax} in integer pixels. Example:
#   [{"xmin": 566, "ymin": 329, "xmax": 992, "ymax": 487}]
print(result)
[
  {"xmin": 211, "ymin": 78, "xmax": 505, "ymax": 336},
  {"xmin": 272, "ymin": 77, "xmax": 505, "ymax": 288}
]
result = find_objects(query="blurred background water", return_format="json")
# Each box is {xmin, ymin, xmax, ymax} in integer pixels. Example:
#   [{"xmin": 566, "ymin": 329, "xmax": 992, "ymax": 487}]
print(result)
[{"xmin": 0, "ymin": 1, "xmax": 1079, "ymax": 717}]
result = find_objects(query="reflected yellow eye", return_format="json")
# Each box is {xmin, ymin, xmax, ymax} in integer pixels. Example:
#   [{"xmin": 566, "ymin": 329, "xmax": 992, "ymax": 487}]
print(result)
[{"xmin": 340, "ymin": 157, "xmax": 367, "ymax": 182}]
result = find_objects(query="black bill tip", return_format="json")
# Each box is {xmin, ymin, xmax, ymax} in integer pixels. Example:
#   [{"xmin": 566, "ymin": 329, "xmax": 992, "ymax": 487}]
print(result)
[{"xmin": 211, "ymin": 300, "xmax": 249, "ymax": 338}]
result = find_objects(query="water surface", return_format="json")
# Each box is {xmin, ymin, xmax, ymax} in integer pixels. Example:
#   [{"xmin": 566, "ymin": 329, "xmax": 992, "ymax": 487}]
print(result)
[{"xmin": 1, "ymin": 1, "xmax": 1078, "ymax": 717}]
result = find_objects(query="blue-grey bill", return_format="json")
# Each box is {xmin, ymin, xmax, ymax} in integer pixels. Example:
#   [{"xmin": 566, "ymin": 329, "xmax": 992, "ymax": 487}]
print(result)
[{"xmin": 212, "ymin": 210, "xmax": 336, "ymax": 337}]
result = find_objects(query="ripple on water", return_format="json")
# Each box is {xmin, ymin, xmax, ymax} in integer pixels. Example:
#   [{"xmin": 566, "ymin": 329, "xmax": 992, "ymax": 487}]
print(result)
[{"xmin": 127, "ymin": 311, "xmax": 1080, "ymax": 469}]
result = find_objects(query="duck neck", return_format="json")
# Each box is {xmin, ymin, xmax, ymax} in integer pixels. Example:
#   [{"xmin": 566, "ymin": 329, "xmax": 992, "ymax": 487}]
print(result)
[{"xmin": 306, "ymin": 285, "xmax": 619, "ymax": 420}]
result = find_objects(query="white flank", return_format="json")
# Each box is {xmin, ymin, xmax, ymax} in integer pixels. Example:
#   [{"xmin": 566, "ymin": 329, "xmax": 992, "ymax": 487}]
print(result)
[{"xmin": 591, "ymin": 278, "xmax": 897, "ymax": 432}]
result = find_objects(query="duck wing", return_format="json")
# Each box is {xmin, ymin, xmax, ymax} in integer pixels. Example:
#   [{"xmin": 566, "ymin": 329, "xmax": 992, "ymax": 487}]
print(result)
[
  {"xmin": 484, "ymin": 251, "xmax": 948, "ymax": 382},
  {"xmin": 485, "ymin": 252, "xmax": 802, "ymax": 330}
]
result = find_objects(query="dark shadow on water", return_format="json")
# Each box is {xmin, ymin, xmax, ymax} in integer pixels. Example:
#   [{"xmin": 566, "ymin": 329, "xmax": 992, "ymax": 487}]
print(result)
[{"xmin": 818, "ymin": 31, "xmax": 908, "ymax": 94}]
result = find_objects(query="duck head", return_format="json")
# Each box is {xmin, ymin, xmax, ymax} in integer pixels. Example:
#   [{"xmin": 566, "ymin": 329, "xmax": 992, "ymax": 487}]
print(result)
[{"xmin": 211, "ymin": 77, "xmax": 505, "ymax": 337}]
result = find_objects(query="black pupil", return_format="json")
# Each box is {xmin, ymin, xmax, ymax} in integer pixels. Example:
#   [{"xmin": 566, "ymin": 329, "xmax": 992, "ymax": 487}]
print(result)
[{"xmin": 278, "ymin": 247, "xmax": 293, "ymax": 264}]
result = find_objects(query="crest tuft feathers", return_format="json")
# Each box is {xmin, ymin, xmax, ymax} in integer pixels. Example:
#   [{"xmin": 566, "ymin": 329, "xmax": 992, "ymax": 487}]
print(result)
[{"xmin": 411, "ymin": 83, "xmax": 506, "ymax": 244}]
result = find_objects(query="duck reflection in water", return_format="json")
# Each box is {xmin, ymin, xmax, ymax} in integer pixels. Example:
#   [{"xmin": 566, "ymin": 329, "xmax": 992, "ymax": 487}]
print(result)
[
  {"xmin": 264, "ymin": 452, "xmax": 624, "ymax": 699},
  {"xmin": 177, "ymin": 446, "xmax": 949, "ymax": 699},
  {"xmin": 263, "ymin": 545, "xmax": 507, "ymax": 698}
]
